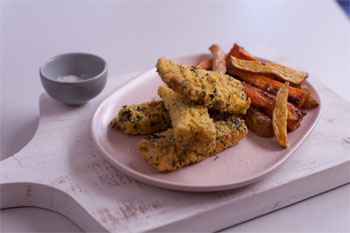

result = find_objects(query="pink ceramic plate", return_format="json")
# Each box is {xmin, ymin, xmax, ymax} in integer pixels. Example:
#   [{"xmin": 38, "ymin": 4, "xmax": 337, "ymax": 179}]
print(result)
[{"xmin": 91, "ymin": 54, "xmax": 322, "ymax": 192}]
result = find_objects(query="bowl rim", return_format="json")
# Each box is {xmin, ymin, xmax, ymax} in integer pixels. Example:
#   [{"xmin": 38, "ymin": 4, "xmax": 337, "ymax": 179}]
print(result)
[{"xmin": 39, "ymin": 52, "xmax": 108, "ymax": 84}]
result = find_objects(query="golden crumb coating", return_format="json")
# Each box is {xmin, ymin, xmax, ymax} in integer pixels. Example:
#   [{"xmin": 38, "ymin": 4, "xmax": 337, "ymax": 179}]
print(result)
[
  {"xmin": 213, "ymin": 116, "xmax": 247, "ymax": 153},
  {"xmin": 138, "ymin": 116, "xmax": 248, "ymax": 172},
  {"xmin": 158, "ymin": 85, "xmax": 216, "ymax": 155},
  {"xmin": 156, "ymin": 57, "xmax": 251, "ymax": 114},
  {"xmin": 110, "ymin": 101, "xmax": 171, "ymax": 135},
  {"xmin": 110, "ymin": 100, "xmax": 234, "ymax": 136}
]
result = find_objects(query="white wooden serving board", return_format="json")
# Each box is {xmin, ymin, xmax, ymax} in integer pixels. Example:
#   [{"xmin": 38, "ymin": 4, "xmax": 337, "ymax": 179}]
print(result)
[{"xmin": 1, "ymin": 71, "xmax": 349, "ymax": 232}]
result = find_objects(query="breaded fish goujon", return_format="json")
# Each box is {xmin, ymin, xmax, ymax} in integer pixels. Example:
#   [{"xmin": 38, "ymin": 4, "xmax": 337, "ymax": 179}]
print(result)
[
  {"xmin": 110, "ymin": 101, "xmax": 171, "ymax": 135},
  {"xmin": 138, "ymin": 116, "xmax": 248, "ymax": 172},
  {"xmin": 156, "ymin": 57, "xmax": 250, "ymax": 114},
  {"xmin": 158, "ymin": 85, "xmax": 216, "ymax": 155}
]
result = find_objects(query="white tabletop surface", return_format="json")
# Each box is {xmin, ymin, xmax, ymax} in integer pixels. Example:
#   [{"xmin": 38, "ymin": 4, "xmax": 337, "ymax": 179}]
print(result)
[{"xmin": 1, "ymin": 0, "xmax": 349, "ymax": 232}]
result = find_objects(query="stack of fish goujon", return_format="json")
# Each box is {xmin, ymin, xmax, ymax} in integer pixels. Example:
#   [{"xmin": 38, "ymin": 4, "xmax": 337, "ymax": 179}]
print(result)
[
  {"xmin": 111, "ymin": 56, "xmax": 251, "ymax": 172},
  {"xmin": 110, "ymin": 43, "xmax": 318, "ymax": 171}
]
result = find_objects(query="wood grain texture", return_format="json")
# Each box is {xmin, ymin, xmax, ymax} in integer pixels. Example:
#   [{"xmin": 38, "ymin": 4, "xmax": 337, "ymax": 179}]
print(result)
[{"xmin": 0, "ymin": 70, "xmax": 349, "ymax": 232}]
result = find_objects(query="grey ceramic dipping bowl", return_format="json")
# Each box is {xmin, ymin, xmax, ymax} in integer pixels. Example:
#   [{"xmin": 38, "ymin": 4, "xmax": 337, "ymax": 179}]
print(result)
[{"xmin": 40, "ymin": 53, "xmax": 108, "ymax": 105}]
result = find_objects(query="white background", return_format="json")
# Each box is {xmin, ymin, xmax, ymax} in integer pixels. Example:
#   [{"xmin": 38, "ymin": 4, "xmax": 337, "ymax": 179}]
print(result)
[{"xmin": 1, "ymin": 0, "xmax": 349, "ymax": 232}]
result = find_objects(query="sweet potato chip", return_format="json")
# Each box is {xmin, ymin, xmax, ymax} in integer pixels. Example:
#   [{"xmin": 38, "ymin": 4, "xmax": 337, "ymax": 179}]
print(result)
[
  {"xmin": 228, "ymin": 43, "xmax": 262, "ymax": 63},
  {"xmin": 273, "ymin": 82, "xmax": 289, "ymax": 148},
  {"xmin": 228, "ymin": 56, "xmax": 308, "ymax": 85},
  {"xmin": 243, "ymin": 83, "xmax": 306, "ymax": 131},
  {"xmin": 209, "ymin": 44, "xmax": 226, "ymax": 74},
  {"xmin": 228, "ymin": 66, "xmax": 306, "ymax": 108},
  {"xmin": 299, "ymin": 84, "xmax": 319, "ymax": 109},
  {"xmin": 196, "ymin": 59, "xmax": 212, "ymax": 70}
]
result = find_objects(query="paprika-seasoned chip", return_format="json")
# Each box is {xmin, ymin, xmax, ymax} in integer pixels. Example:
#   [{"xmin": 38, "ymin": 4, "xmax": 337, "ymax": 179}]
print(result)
[
  {"xmin": 273, "ymin": 82, "xmax": 289, "ymax": 148},
  {"xmin": 228, "ymin": 56, "xmax": 308, "ymax": 85}
]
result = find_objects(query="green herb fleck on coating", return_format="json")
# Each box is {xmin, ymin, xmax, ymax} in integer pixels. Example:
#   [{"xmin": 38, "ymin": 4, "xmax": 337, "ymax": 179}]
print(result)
[
  {"xmin": 234, "ymin": 119, "xmax": 242, "ymax": 129},
  {"xmin": 136, "ymin": 115, "xmax": 142, "ymax": 121}
]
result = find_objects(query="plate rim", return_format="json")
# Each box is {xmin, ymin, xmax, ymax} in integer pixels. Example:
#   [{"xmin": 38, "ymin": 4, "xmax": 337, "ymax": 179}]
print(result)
[{"xmin": 90, "ymin": 53, "xmax": 322, "ymax": 192}]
